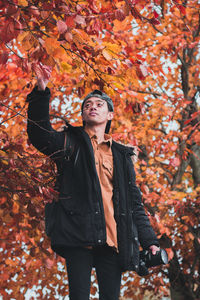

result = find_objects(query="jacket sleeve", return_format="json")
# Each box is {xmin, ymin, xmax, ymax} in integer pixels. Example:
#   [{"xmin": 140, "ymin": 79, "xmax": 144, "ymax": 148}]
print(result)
[
  {"xmin": 132, "ymin": 183, "xmax": 159, "ymax": 249},
  {"xmin": 26, "ymin": 86, "xmax": 65, "ymax": 159},
  {"xmin": 130, "ymin": 163, "xmax": 159, "ymax": 250}
]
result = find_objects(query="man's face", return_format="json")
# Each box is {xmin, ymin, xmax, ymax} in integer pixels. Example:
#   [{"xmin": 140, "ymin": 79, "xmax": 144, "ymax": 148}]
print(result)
[{"xmin": 82, "ymin": 97, "xmax": 113, "ymax": 127}]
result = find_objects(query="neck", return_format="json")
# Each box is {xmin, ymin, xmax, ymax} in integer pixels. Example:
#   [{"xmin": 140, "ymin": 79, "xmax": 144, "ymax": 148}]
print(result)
[{"xmin": 84, "ymin": 124, "xmax": 106, "ymax": 143}]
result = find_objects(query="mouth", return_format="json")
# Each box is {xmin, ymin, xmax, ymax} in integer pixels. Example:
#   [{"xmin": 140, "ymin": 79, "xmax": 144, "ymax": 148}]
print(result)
[{"xmin": 89, "ymin": 112, "xmax": 98, "ymax": 116}]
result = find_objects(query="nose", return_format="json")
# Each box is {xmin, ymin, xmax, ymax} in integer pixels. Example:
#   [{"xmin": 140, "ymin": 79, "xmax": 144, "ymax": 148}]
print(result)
[{"xmin": 89, "ymin": 103, "xmax": 97, "ymax": 110}]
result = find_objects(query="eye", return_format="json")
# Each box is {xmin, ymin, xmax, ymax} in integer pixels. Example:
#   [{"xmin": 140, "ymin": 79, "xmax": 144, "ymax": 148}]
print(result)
[{"xmin": 84, "ymin": 103, "xmax": 90, "ymax": 109}]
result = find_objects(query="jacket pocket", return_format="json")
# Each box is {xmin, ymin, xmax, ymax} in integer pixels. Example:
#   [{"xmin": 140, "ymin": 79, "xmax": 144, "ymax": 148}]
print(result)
[{"xmin": 60, "ymin": 210, "xmax": 94, "ymax": 243}]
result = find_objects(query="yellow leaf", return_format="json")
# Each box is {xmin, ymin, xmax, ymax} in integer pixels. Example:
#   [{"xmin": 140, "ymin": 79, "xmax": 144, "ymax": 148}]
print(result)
[
  {"xmin": 0, "ymin": 150, "xmax": 7, "ymax": 157},
  {"xmin": 113, "ymin": 82, "xmax": 124, "ymax": 89},
  {"xmin": 102, "ymin": 49, "xmax": 112, "ymax": 61},
  {"xmin": 13, "ymin": 194, "xmax": 19, "ymax": 201},
  {"xmin": 61, "ymin": 62, "xmax": 72, "ymax": 73},
  {"xmin": 18, "ymin": 0, "xmax": 28, "ymax": 5},
  {"xmin": 103, "ymin": 86, "xmax": 116, "ymax": 97},
  {"xmin": 176, "ymin": 192, "xmax": 187, "ymax": 199},
  {"xmin": 103, "ymin": 42, "xmax": 121, "ymax": 53}
]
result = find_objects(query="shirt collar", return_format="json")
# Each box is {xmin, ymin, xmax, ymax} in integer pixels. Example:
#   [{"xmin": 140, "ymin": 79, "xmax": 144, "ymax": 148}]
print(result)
[{"xmin": 85, "ymin": 128, "xmax": 112, "ymax": 146}]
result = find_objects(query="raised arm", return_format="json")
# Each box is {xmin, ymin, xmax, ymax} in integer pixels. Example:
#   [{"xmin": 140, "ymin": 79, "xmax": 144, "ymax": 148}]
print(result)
[{"xmin": 26, "ymin": 76, "xmax": 65, "ymax": 159}]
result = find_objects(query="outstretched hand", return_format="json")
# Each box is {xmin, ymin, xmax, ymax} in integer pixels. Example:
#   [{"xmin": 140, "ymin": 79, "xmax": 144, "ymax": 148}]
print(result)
[
  {"xmin": 32, "ymin": 62, "xmax": 52, "ymax": 91},
  {"xmin": 149, "ymin": 245, "xmax": 160, "ymax": 255}
]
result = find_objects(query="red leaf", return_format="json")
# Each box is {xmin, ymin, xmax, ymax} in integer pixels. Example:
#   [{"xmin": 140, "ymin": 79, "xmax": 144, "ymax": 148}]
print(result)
[
  {"xmin": 0, "ymin": 20, "xmax": 14, "ymax": 43},
  {"xmin": 29, "ymin": 6, "xmax": 40, "ymax": 18},
  {"xmin": 130, "ymin": 7, "xmax": 142, "ymax": 19},
  {"xmin": 178, "ymin": 5, "xmax": 186, "ymax": 15},
  {"xmin": 149, "ymin": 17, "xmax": 160, "ymax": 25},
  {"xmin": 124, "ymin": 103, "xmax": 132, "ymax": 112},
  {"xmin": 74, "ymin": 15, "xmax": 86, "ymax": 26},
  {"xmin": 115, "ymin": 9, "xmax": 126, "ymax": 21},
  {"xmin": 136, "ymin": 64, "xmax": 148, "ymax": 80},
  {"xmin": 46, "ymin": 258, "xmax": 55, "ymax": 269},
  {"xmin": 57, "ymin": 20, "xmax": 68, "ymax": 34},
  {"xmin": 154, "ymin": 11, "xmax": 159, "ymax": 18},
  {"xmin": 131, "ymin": 102, "xmax": 145, "ymax": 114},
  {"xmin": 141, "ymin": 184, "xmax": 149, "ymax": 194},
  {"xmin": 184, "ymin": 111, "xmax": 200, "ymax": 125},
  {"xmin": 6, "ymin": 4, "xmax": 18, "ymax": 15},
  {"xmin": 0, "ymin": 18, "xmax": 23, "ymax": 43},
  {"xmin": 170, "ymin": 157, "xmax": 180, "ymax": 167},
  {"xmin": 60, "ymin": 5, "xmax": 71, "ymax": 14},
  {"xmin": 0, "ymin": 52, "xmax": 9, "ymax": 65},
  {"xmin": 65, "ymin": 16, "xmax": 75, "ymax": 27}
]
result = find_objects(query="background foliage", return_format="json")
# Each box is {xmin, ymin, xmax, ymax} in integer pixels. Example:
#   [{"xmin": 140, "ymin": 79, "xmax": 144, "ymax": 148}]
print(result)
[{"xmin": 0, "ymin": 0, "xmax": 200, "ymax": 299}]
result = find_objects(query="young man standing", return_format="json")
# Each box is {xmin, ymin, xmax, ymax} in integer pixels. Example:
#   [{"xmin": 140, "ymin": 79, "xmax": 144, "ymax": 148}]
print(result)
[{"xmin": 26, "ymin": 76, "xmax": 160, "ymax": 300}]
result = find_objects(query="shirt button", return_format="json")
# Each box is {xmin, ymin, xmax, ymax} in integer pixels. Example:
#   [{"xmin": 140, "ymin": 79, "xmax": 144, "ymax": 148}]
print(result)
[
  {"xmin": 95, "ymin": 211, "xmax": 99, "ymax": 214},
  {"xmin": 98, "ymin": 239, "xmax": 101, "ymax": 243}
]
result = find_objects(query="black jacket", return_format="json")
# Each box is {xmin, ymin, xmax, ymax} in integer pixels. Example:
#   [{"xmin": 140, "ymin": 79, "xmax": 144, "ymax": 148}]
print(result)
[{"xmin": 26, "ymin": 87, "xmax": 159, "ymax": 272}]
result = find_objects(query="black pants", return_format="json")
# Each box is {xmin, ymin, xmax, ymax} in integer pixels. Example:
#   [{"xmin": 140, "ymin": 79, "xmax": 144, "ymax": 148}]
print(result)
[{"xmin": 65, "ymin": 245, "xmax": 122, "ymax": 300}]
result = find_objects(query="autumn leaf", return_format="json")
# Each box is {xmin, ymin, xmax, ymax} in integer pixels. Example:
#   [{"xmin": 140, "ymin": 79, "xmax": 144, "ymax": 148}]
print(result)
[
  {"xmin": 170, "ymin": 157, "xmax": 181, "ymax": 167},
  {"xmin": 149, "ymin": 17, "xmax": 161, "ymax": 25},
  {"xmin": 57, "ymin": 20, "xmax": 68, "ymax": 34},
  {"xmin": 74, "ymin": 15, "xmax": 86, "ymax": 26}
]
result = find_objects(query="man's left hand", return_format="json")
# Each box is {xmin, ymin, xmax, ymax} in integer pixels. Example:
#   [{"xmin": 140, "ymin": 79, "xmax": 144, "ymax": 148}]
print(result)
[{"xmin": 149, "ymin": 245, "xmax": 160, "ymax": 255}]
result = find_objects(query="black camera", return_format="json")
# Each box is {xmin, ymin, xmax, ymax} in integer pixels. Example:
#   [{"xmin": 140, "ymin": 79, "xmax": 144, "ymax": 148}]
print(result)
[{"xmin": 138, "ymin": 248, "xmax": 168, "ymax": 276}]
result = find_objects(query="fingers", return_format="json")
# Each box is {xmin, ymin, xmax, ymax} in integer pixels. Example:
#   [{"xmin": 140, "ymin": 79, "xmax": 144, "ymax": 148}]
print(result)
[
  {"xmin": 149, "ymin": 245, "xmax": 160, "ymax": 255},
  {"xmin": 33, "ymin": 62, "xmax": 52, "ymax": 91}
]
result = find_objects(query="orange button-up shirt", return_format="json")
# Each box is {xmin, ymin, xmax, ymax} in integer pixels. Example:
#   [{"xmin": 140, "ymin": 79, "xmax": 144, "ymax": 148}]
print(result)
[{"xmin": 85, "ymin": 128, "xmax": 118, "ymax": 249}]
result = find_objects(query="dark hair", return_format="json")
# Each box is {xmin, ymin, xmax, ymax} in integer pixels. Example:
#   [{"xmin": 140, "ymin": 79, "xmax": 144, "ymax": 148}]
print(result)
[{"xmin": 81, "ymin": 89, "xmax": 114, "ymax": 112}]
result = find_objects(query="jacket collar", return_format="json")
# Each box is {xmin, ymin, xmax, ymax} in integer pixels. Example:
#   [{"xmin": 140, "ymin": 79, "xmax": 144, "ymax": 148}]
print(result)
[
  {"xmin": 112, "ymin": 140, "xmax": 134, "ymax": 156},
  {"xmin": 66, "ymin": 123, "xmax": 134, "ymax": 156}
]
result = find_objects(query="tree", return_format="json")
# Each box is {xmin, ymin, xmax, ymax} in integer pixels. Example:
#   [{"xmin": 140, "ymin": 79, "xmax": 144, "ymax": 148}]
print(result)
[{"xmin": 0, "ymin": 0, "xmax": 199, "ymax": 299}]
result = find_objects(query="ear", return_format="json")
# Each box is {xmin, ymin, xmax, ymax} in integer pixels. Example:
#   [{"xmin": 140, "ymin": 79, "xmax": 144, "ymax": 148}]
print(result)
[
  {"xmin": 81, "ymin": 111, "xmax": 85, "ymax": 121},
  {"xmin": 107, "ymin": 111, "xmax": 114, "ymax": 121}
]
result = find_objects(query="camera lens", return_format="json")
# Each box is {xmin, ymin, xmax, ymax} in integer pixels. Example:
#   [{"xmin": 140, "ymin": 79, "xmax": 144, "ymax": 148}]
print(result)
[{"xmin": 161, "ymin": 249, "xmax": 168, "ymax": 264}]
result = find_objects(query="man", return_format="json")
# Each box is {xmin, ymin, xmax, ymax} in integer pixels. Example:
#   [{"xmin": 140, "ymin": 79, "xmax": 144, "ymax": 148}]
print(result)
[{"xmin": 26, "ymin": 75, "xmax": 160, "ymax": 300}]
